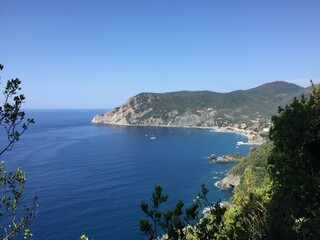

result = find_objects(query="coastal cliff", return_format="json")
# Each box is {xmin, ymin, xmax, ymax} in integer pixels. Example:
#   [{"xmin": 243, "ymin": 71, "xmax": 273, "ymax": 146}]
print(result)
[{"xmin": 92, "ymin": 95, "xmax": 217, "ymax": 127}]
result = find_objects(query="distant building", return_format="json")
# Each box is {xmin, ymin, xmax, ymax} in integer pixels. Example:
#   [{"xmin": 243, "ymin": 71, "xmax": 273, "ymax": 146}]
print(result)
[{"xmin": 262, "ymin": 127, "xmax": 270, "ymax": 132}]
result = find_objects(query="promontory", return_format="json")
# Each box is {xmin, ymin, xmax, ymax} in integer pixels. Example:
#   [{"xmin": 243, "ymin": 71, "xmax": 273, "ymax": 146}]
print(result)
[{"xmin": 92, "ymin": 81, "xmax": 306, "ymax": 137}]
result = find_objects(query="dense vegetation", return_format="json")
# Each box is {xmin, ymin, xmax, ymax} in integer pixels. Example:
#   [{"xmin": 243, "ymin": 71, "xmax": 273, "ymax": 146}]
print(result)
[
  {"xmin": 267, "ymin": 84, "xmax": 320, "ymax": 239},
  {"xmin": 126, "ymin": 81, "xmax": 305, "ymax": 126},
  {"xmin": 229, "ymin": 142, "xmax": 273, "ymax": 186},
  {"xmin": 140, "ymin": 83, "xmax": 320, "ymax": 239}
]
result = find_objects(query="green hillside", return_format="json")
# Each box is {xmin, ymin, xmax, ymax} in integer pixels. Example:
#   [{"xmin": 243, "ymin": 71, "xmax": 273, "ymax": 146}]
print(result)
[
  {"xmin": 93, "ymin": 81, "xmax": 309, "ymax": 133},
  {"xmin": 229, "ymin": 141, "xmax": 273, "ymax": 179},
  {"xmin": 215, "ymin": 142, "xmax": 273, "ymax": 193},
  {"xmin": 132, "ymin": 81, "xmax": 305, "ymax": 126}
]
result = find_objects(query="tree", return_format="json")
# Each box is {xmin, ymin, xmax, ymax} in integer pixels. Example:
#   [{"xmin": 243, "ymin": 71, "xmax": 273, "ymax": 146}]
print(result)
[
  {"xmin": 0, "ymin": 64, "xmax": 38, "ymax": 239},
  {"xmin": 218, "ymin": 170, "xmax": 272, "ymax": 240},
  {"xmin": 140, "ymin": 184, "xmax": 190, "ymax": 240},
  {"xmin": 268, "ymin": 82, "xmax": 320, "ymax": 239},
  {"xmin": 140, "ymin": 184, "xmax": 225, "ymax": 240}
]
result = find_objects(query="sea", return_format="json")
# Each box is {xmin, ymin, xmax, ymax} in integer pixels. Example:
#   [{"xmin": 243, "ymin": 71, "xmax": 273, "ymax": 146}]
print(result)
[{"xmin": 1, "ymin": 109, "xmax": 250, "ymax": 240}]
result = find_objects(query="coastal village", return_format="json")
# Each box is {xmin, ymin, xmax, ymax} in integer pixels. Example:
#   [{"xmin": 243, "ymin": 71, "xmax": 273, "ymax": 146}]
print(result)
[{"xmin": 212, "ymin": 121, "xmax": 269, "ymax": 145}]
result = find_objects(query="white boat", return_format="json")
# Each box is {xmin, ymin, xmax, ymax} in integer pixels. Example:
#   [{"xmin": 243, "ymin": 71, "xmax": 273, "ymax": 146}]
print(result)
[{"xmin": 150, "ymin": 136, "xmax": 156, "ymax": 140}]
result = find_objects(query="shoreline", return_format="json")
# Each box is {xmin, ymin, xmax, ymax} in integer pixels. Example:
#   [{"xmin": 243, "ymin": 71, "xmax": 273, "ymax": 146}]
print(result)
[
  {"xmin": 210, "ymin": 126, "xmax": 265, "ymax": 145},
  {"xmin": 92, "ymin": 122, "xmax": 266, "ymax": 145}
]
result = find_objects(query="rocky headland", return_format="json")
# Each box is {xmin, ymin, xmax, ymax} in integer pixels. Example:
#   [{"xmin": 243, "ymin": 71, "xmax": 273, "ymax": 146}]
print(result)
[{"xmin": 92, "ymin": 81, "xmax": 308, "ymax": 145}]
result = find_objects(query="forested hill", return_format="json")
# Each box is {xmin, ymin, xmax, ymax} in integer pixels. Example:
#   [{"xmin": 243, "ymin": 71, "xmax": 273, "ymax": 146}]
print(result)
[{"xmin": 92, "ymin": 81, "xmax": 306, "ymax": 128}]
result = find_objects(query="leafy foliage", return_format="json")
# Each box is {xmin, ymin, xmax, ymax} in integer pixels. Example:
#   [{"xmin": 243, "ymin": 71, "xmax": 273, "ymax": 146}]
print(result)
[
  {"xmin": 220, "ymin": 170, "xmax": 272, "ymax": 239},
  {"xmin": 0, "ymin": 162, "xmax": 38, "ymax": 240},
  {"xmin": 80, "ymin": 234, "xmax": 90, "ymax": 240},
  {"xmin": 140, "ymin": 184, "xmax": 226, "ymax": 240},
  {"xmin": 229, "ymin": 142, "xmax": 273, "ymax": 187},
  {"xmin": 268, "ymin": 82, "xmax": 320, "ymax": 239},
  {"xmin": 0, "ymin": 65, "xmax": 37, "ymax": 239}
]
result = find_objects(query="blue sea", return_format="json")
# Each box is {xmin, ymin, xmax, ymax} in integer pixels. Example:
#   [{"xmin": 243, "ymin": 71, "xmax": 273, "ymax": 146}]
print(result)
[{"xmin": 1, "ymin": 109, "xmax": 250, "ymax": 239}]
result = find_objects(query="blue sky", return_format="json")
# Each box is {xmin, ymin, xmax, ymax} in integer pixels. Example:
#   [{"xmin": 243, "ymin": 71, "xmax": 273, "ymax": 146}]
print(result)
[{"xmin": 1, "ymin": 0, "xmax": 319, "ymax": 108}]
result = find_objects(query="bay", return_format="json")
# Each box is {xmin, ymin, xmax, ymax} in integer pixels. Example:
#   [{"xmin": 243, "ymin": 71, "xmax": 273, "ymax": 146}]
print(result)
[{"xmin": 1, "ymin": 109, "xmax": 250, "ymax": 239}]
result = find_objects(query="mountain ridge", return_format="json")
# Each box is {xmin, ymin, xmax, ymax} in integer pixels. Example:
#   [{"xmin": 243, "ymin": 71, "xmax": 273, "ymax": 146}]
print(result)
[{"xmin": 92, "ymin": 81, "xmax": 306, "ymax": 134}]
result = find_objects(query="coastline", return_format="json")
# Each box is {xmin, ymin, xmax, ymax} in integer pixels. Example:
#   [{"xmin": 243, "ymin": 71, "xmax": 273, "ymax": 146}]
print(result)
[
  {"xmin": 92, "ymin": 121, "xmax": 266, "ymax": 145},
  {"xmin": 210, "ymin": 126, "xmax": 266, "ymax": 145}
]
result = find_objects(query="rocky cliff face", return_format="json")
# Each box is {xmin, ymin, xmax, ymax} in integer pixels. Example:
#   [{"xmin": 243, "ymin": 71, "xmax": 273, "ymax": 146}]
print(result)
[
  {"xmin": 91, "ymin": 93, "xmax": 219, "ymax": 127},
  {"xmin": 92, "ymin": 95, "xmax": 153, "ymax": 125},
  {"xmin": 216, "ymin": 174, "xmax": 241, "ymax": 190}
]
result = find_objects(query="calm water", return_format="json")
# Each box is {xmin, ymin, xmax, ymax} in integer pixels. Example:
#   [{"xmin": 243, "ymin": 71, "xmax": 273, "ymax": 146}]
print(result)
[{"xmin": 1, "ymin": 109, "xmax": 250, "ymax": 239}]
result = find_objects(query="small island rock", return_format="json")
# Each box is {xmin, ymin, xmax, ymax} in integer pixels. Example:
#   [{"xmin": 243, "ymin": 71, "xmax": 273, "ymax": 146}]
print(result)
[{"xmin": 211, "ymin": 152, "xmax": 243, "ymax": 163}]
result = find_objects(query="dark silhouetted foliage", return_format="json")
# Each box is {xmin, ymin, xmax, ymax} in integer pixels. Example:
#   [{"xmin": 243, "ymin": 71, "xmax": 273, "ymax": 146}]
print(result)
[
  {"xmin": 268, "ymin": 82, "xmax": 320, "ymax": 239},
  {"xmin": 0, "ymin": 65, "xmax": 37, "ymax": 240}
]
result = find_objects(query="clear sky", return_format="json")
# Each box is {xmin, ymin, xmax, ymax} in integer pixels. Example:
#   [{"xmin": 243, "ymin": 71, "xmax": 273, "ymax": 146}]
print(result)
[{"xmin": 1, "ymin": 0, "xmax": 319, "ymax": 109}]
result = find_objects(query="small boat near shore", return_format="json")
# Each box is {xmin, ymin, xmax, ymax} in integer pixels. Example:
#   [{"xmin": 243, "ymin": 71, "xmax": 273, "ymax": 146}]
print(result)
[{"xmin": 236, "ymin": 141, "xmax": 245, "ymax": 146}]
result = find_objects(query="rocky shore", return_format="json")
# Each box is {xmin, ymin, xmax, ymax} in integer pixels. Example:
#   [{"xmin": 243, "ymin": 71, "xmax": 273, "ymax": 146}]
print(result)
[
  {"xmin": 211, "ymin": 153, "xmax": 243, "ymax": 163},
  {"xmin": 215, "ymin": 174, "xmax": 240, "ymax": 191},
  {"xmin": 212, "ymin": 153, "xmax": 243, "ymax": 191}
]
